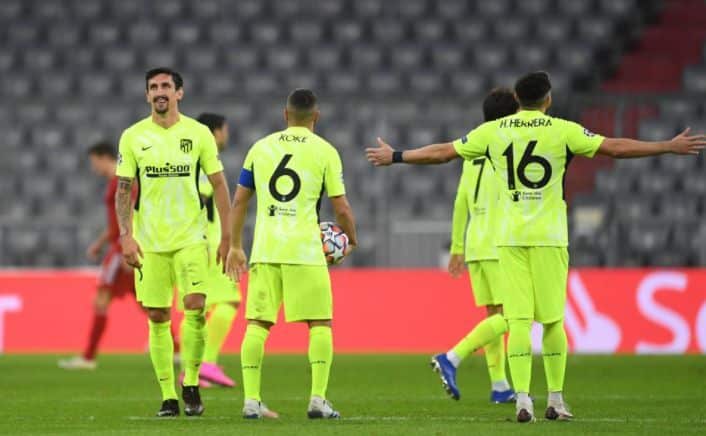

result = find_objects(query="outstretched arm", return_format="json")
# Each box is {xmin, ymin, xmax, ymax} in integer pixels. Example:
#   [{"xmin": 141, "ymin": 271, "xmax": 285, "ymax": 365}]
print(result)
[
  {"xmin": 597, "ymin": 128, "xmax": 706, "ymax": 158},
  {"xmin": 366, "ymin": 137, "xmax": 460, "ymax": 166}
]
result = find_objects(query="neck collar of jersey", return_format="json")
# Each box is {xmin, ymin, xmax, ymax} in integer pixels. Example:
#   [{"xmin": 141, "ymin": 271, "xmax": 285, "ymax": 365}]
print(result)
[
  {"xmin": 285, "ymin": 125, "xmax": 312, "ymax": 133},
  {"xmin": 517, "ymin": 109, "xmax": 546, "ymax": 117},
  {"xmin": 151, "ymin": 112, "xmax": 182, "ymax": 130}
]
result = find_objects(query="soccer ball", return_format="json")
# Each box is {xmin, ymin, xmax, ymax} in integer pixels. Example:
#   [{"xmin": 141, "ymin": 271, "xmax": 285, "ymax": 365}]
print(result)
[{"xmin": 320, "ymin": 221, "xmax": 349, "ymax": 265}]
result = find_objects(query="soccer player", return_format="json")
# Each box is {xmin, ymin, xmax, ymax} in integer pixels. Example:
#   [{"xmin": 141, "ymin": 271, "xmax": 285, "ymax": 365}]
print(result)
[
  {"xmin": 116, "ymin": 68, "xmax": 232, "ymax": 417},
  {"xmin": 430, "ymin": 89, "xmax": 518, "ymax": 404},
  {"xmin": 366, "ymin": 71, "xmax": 705, "ymax": 423},
  {"xmin": 178, "ymin": 113, "xmax": 241, "ymax": 388},
  {"xmin": 226, "ymin": 89, "xmax": 357, "ymax": 419},
  {"xmin": 59, "ymin": 142, "xmax": 138, "ymax": 370}
]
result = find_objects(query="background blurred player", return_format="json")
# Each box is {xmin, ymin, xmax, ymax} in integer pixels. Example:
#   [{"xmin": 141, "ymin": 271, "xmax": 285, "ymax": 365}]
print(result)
[
  {"xmin": 431, "ymin": 89, "xmax": 518, "ymax": 404},
  {"xmin": 226, "ymin": 89, "xmax": 357, "ymax": 420},
  {"xmin": 366, "ymin": 71, "xmax": 705, "ymax": 423},
  {"xmin": 177, "ymin": 113, "xmax": 241, "ymax": 388},
  {"xmin": 59, "ymin": 143, "xmax": 138, "ymax": 370},
  {"xmin": 116, "ymin": 67, "xmax": 232, "ymax": 417}
]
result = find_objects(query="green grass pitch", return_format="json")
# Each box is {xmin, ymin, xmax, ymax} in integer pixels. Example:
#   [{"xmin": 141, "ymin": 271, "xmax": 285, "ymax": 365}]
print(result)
[{"xmin": 1, "ymin": 354, "xmax": 704, "ymax": 435}]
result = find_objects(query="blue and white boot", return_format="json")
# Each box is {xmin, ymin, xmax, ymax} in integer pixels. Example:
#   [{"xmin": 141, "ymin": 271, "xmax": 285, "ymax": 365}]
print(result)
[{"xmin": 430, "ymin": 354, "xmax": 460, "ymax": 400}]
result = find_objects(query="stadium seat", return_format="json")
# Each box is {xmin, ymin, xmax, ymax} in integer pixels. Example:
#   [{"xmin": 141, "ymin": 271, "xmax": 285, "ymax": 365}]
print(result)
[
  {"xmin": 372, "ymin": 20, "xmax": 406, "ymax": 43},
  {"xmin": 537, "ymin": 17, "xmax": 573, "ymax": 43},
  {"xmin": 290, "ymin": 21, "xmax": 324, "ymax": 44},
  {"xmin": 88, "ymin": 22, "xmax": 122, "ymax": 46},
  {"xmin": 493, "ymin": 16, "xmax": 530, "ymax": 41},
  {"xmin": 390, "ymin": 45, "xmax": 425, "ymax": 70},
  {"xmin": 637, "ymin": 172, "xmax": 675, "ymax": 195},
  {"xmin": 250, "ymin": 21, "xmax": 282, "ymax": 44},
  {"xmin": 431, "ymin": 45, "xmax": 465, "ymax": 70},
  {"xmin": 413, "ymin": 20, "xmax": 446, "ymax": 43},
  {"xmin": 628, "ymin": 220, "xmax": 671, "ymax": 254},
  {"xmin": 208, "ymin": 22, "xmax": 243, "ymax": 45},
  {"xmin": 477, "ymin": 0, "xmax": 510, "ymax": 17},
  {"xmin": 305, "ymin": 45, "xmax": 341, "ymax": 71},
  {"xmin": 351, "ymin": 46, "xmax": 384, "ymax": 71},
  {"xmin": 168, "ymin": 22, "xmax": 202, "ymax": 45},
  {"xmin": 658, "ymin": 99, "xmax": 699, "ymax": 121},
  {"xmin": 332, "ymin": 21, "xmax": 363, "ymax": 43},
  {"xmin": 638, "ymin": 119, "xmax": 678, "ymax": 140},
  {"xmin": 450, "ymin": 19, "xmax": 488, "ymax": 44},
  {"xmin": 6, "ymin": 23, "xmax": 41, "ymax": 46}
]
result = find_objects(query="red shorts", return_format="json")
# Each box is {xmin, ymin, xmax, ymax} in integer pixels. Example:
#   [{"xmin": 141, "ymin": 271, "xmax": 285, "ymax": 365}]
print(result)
[{"xmin": 98, "ymin": 246, "xmax": 135, "ymax": 298}]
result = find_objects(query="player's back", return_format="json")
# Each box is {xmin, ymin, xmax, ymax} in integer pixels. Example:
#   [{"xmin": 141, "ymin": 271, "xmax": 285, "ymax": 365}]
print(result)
[
  {"xmin": 461, "ymin": 158, "xmax": 498, "ymax": 261},
  {"xmin": 460, "ymin": 110, "xmax": 603, "ymax": 247},
  {"xmin": 243, "ymin": 126, "xmax": 344, "ymax": 265}
]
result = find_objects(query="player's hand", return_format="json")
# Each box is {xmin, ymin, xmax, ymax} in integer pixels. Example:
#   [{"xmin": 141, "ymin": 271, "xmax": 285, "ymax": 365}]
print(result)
[
  {"xmin": 86, "ymin": 240, "xmax": 102, "ymax": 261},
  {"xmin": 333, "ymin": 243, "xmax": 356, "ymax": 265},
  {"xmin": 216, "ymin": 236, "xmax": 230, "ymax": 273},
  {"xmin": 365, "ymin": 137, "xmax": 395, "ymax": 166},
  {"xmin": 668, "ymin": 127, "xmax": 706, "ymax": 155},
  {"xmin": 120, "ymin": 235, "xmax": 143, "ymax": 269},
  {"xmin": 226, "ymin": 247, "xmax": 248, "ymax": 283},
  {"xmin": 447, "ymin": 254, "xmax": 466, "ymax": 279}
]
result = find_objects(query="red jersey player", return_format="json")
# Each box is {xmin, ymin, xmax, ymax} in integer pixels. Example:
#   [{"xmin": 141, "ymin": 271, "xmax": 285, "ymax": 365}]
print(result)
[{"xmin": 58, "ymin": 142, "xmax": 178, "ymax": 369}]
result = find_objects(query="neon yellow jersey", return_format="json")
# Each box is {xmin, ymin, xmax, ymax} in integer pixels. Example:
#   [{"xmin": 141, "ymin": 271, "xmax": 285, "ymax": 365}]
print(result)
[
  {"xmin": 453, "ymin": 110, "xmax": 604, "ymax": 247},
  {"xmin": 116, "ymin": 115, "xmax": 224, "ymax": 252},
  {"xmin": 449, "ymin": 158, "xmax": 499, "ymax": 262},
  {"xmin": 198, "ymin": 170, "xmax": 221, "ymax": 247},
  {"xmin": 240, "ymin": 126, "xmax": 346, "ymax": 265}
]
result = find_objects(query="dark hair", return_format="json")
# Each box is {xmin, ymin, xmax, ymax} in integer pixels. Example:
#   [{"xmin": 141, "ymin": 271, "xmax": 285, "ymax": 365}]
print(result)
[
  {"xmin": 87, "ymin": 141, "xmax": 117, "ymax": 159},
  {"xmin": 482, "ymin": 87, "xmax": 519, "ymax": 122},
  {"xmin": 145, "ymin": 67, "xmax": 183, "ymax": 90},
  {"xmin": 197, "ymin": 113, "xmax": 226, "ymax": 132},
  {"xmin": 287, "ymin": 88, "xmax": 317, "ymax": 112},
  {"xmin": 514, "ymin": 71, "xmax": 551, "ymax": 108}
]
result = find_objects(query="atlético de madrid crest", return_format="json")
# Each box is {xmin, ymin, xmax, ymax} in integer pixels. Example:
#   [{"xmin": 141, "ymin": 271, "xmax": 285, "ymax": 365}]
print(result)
[{"xmin": 180, "ymin": 139, "xmax": 192, "ymax": 153}]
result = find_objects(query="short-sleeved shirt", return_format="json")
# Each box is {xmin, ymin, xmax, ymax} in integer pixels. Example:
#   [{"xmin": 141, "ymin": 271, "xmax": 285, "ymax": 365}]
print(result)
[
  {"xmin": 240, "ymin": 126, "xmax": 346, "ymax": 265},
  {"xmin": 453, "ymin": 110, "xmax": 604, "ymax": 247},
  {"xmin": 116, "ymin": 115, "xmax": 224, "ymax": 252},
  {"xmin": 450, "ymin": 158, "xmax": 499, "ymax": 262}
]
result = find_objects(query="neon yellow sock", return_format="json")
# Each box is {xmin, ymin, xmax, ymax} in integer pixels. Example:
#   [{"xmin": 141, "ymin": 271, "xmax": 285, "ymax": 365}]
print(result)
[
  {"xmin": 182, "ymin": 309, "xmax": 206, "ymax": 387},
  {"xmin": 484, "ymin": 332, "xmax": 507, "ymax": 384},
  {"xmin": 241, "ymin": 324, "xmax": 269, "ymax": 401},
  {"xmin": 203, "ymin": 303, "xmax": 237, "ymax": 364},
  {"xmin": 507, "ymin": 319, "xmax": 533, "ymax": 393},
  {"xmin": 542, "ymin": 321, "xmax": 568, "ymax": 393},
  {"xmin": 309, "ymin": 326, "xmax": 333, "ymax": 398},
  {"xmin": 451, "ymin": 314, "xmax": 507, "ymax": 361},
  {"xmin": 148, "ymin": 320, "xmax": 177, "ymax": 400}
]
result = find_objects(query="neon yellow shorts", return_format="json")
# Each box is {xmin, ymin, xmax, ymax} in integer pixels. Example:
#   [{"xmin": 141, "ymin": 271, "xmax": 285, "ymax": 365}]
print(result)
[
  {"xmin": 245, "ymin": 263, "xmax": 332, "ymax": 323},
  {"xmin": 498, "ymin": 246, "xmax": 568, "ymax": 324},
  {"xmin": 135, "ymin": 244, "xmax": 209, "ymax": 309},
  {"xmin": 206, "ymin": 243, "xmax": 241, "ymax": 306},
  {"xmin": 468, "ymin": 260, "xmax": 504, "ymax": 307}
]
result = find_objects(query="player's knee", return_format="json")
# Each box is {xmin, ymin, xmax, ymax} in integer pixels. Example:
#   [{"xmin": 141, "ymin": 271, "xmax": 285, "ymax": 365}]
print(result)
[
  {"xmin": 94, "ymin": 289, "xmax": 112, "ymax": 314},
  {"xmin": 183, "ymin": 293, "xmax": 206, "ymax": 311},
  {"xmin": 146, "ymin": 308, "xmax": 170, "ymax": 323},
  {"xmin": 307, "ymin": 319, "xmax": 332, "ymax": 328}
]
